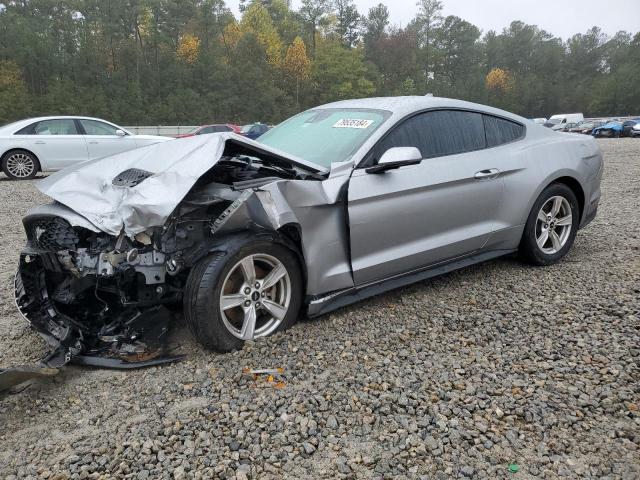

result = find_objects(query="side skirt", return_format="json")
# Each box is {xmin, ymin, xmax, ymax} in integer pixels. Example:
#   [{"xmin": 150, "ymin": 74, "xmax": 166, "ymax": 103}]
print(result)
[{"xmin": 306, "ymin": 249, "xmax": 515, "ymax": 317}]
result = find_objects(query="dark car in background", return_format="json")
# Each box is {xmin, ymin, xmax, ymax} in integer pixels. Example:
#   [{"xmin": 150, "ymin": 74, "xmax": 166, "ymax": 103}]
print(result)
[
  {"xmin": 240, "ymin": 123, "xmax": 270, "ymax": 140},
  {"xmin": 176, "ymin": 124, "xmax": 241, "ymax": 138},
  {"xmin": 622, "ymin": 119, "xmax": 640, "ymax": 137}
]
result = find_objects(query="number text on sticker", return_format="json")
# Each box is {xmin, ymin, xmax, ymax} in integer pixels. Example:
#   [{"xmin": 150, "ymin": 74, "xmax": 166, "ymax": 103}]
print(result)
[{"xmin": 332, "ymin": 119, "xmax": 374, "ymax": 129}]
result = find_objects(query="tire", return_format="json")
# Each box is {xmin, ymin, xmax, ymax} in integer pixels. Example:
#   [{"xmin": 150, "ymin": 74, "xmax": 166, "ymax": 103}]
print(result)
[
  {"xmin": 1, "ymin": 150, "xmax": 40, "ymax": 180},
  {"xmin": 519, "ymin": 183, "xmax": 580, "ymax": 266},
  {"xmin": 183, "ymin": 238, "xmax": 303, "ymax": 352}
]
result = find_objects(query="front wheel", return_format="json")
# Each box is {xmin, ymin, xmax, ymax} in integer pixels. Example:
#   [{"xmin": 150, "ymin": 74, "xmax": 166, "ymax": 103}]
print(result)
[
  {"xmin": 519, "ymin": 183, "xmax": 579, "ymax": 266},
  {"xmin": 183, "ymin": 238, "xmax": 303, "ymax": 352},
  {"xmin": 2, "ymin": 150, "xmax": 40, "ymax": 180}
]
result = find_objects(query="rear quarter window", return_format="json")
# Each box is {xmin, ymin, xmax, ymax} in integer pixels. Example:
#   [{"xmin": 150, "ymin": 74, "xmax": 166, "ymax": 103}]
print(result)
[
  {"xmin": 15, "ymin": 123, "xmax": 37, "ymax": 135},
  {"xmin": 484, "ymin": 115, "xmax": 525, "ymax": 147}
]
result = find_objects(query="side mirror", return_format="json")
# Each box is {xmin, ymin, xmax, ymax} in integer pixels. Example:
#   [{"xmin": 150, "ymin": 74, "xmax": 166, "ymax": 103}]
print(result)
[
  {"xmin": 115, "ymin": 129, "xmax": 126, "ymax": 137},
  {"xmin": 366, "ymin": 147, "xmax": 422, "ymax": 174}
]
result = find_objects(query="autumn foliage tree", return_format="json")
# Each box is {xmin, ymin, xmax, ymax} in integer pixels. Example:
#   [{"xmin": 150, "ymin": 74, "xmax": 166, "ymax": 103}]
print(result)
[
  {"xmin": 240, "ymin": 3, "xmax": 283, "ymax": 66},
  {"xmin": 485, "ymin": 67, "xmax": 513, "ymax": 93},
  {"xmin": 282, "ymin": 37, "xmax": 311, "ymax": 106},
  {"xmin": 485, "ymin": 67, "xmax": 514, "ymax": 110},
  {"xmin": 177, "ymin": 34, "xmax": 201, "ymax": 64}
]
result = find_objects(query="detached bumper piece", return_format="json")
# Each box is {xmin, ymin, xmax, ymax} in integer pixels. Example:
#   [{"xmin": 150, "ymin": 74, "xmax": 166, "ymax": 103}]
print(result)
[{"xmin": 12, "ymin": 254, "xmax": 184, "ymax": 384}]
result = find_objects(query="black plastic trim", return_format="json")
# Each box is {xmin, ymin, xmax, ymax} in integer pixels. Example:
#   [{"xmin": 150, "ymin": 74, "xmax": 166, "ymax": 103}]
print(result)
[{"xmin": 307, "ymin": 249, "xmax": 515, "ymax": 317}]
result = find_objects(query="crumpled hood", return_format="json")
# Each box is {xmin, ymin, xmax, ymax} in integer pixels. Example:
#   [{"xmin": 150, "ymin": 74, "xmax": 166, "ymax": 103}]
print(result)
[{"xmin": 36, "ymin": 133, "xmax": 324, "ymax": 236}]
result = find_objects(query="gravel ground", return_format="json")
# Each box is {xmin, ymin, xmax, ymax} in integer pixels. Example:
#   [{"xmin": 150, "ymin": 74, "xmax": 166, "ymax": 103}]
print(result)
[{"xmin": 0, "ymin": 139, "xmax": 638, "ymax": 479}]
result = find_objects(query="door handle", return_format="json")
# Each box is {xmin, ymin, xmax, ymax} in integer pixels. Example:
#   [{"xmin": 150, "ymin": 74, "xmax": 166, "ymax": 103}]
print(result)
[
  {"xmin": 34, "ymin": 140, "xmax": 46, "ymax": 144},
  {"xmin": 474, "ymin": 168, "xmax": 500, "ymax": 180}
]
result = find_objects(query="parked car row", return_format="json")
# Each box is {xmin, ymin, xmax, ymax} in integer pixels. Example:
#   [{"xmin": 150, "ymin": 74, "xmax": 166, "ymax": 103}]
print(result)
[
  {"xmin": 533, "ymin": 113, "xmax": 640, "ymax": 138},
  {"xmin": 592, "ymin": 119, "xmax": 640, "ymax": 138},
  {"xmin": 0, "ymin": 117, "xmax": 272, "ymax": 179}
]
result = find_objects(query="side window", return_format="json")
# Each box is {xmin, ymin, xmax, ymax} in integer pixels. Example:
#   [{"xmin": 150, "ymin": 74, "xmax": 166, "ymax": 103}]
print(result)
[
  {"xmin": 483, "ymin": 115, "xmax": 524, "ymax": 148},
  {"xmin": 371, "ymin": 110, "xmax": 485, "ymax": 162},
  {"xmin": 79, "ymin": 119, "xmax": 119, "ymax": 135},
  {"xmin": 197, "ymin": 126, "xmax": 215, "ymax": 135},
  {"xmin": 16, "ymin": 119, "xmax": 79, "ymax": 135}
]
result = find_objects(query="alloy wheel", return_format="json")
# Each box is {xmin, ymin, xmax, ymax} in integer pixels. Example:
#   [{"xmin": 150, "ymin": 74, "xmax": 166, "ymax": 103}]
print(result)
[
  {"xmin": 6, "ymin": 153, "xmax": 35, "ymax": 178},
  {"xmin": 219, "ymin": 253, "xmax": 291, "ymax": 340},
  {"xmin": 535, "ymin": 196, "xmax": 572, "ymax": 254}
]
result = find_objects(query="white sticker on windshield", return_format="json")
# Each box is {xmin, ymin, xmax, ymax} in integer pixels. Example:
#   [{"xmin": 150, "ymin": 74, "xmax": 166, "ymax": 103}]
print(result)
[{"xmin": 332, "ymin": 119, "xmax": 374, "ymax": 129}]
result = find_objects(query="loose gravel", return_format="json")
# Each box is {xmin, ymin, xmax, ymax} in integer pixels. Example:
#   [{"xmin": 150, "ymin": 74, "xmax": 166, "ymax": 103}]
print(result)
[{"xmin": 0, "ymin": 139, "xmax": 638, "ymax": 479}]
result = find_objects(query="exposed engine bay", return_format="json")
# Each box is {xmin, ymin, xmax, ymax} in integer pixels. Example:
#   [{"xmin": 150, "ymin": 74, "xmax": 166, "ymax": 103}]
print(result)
[{"xmin": 11, "ymin": 149, "xmax": 320, "ymax": 381}]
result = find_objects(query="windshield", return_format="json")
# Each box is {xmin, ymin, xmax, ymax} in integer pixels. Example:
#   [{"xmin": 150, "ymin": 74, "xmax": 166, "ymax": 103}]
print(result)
[
  {"xmin": 547, "ymin": 118, "xmax": 563, "ymax": 125},
  {"xmin": 241, "ymin": 124, "xmax": 255, "ymax": 133},
  {"xmin": 258, "ymin": 108, "xmax": 390, "ymax": 167}
]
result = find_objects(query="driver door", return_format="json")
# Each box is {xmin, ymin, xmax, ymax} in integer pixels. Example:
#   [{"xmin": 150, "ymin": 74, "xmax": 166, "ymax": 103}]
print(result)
[{"xmin": 347, "ymin": 110, "xmax": 504, "ymax": 285}]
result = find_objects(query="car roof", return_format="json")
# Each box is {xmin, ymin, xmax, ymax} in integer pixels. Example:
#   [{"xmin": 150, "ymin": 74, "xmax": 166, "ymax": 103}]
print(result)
[
  {"xmin": 10, "ymin": 115, "xmax": 117, "ymax": 124},
  {"xmin": 314, "ymin": 96, "xmax": 529, "ymax": 124}
]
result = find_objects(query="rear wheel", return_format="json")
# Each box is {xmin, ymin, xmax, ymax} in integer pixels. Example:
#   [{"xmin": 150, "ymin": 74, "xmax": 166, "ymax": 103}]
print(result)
[
  {"xmin": 183, "ymin": 238, "xmax": 302, "ymax": 352},
  {"xmin": 519, "ymin": 183, "xmax": 579, "ymax": 266},
  {"xmin": 2, "ymin": 150, "xmax": 40, "ymax": 180}
]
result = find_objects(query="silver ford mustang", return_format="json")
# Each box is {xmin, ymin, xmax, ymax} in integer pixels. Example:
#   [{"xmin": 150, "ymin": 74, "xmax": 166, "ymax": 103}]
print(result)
[{"xmin": 14, "ymin": 96, "xmax": 603, "ymax": 367}]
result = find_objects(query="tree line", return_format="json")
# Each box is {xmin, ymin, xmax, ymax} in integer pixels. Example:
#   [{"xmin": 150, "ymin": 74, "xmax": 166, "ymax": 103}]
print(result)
[{"xmin": 0, "ymin": 0, "xmax": 638, "ymax": 126}]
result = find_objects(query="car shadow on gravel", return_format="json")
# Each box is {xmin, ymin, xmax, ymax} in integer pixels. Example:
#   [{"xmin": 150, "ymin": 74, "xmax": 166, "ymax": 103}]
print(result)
[{"xmin": 0, "ymin": 175, "xmax": 48, "ymax": 182}]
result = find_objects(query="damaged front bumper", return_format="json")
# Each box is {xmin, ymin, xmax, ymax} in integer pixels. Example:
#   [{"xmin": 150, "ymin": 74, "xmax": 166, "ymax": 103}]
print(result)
[
  {"xmin": 13, "ymin": 227, "xmax": 185, "ymax": 375},
  {"xmin": 3, "ymin": 256, "xmax": 183, "ymax": 392}
]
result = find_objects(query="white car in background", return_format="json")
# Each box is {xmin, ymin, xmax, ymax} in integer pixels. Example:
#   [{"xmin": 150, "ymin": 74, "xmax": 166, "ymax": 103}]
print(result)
[
  {"xmin": 544, "ymin": 113, "xmax": 585, "ymax": 131},
  {"xmin": 0, "ymin": 116, "xmax": 170, "ymax": 180}
]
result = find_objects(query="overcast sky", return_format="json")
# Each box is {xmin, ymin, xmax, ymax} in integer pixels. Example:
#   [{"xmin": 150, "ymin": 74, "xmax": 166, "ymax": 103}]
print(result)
[{"xmin": 229, "ymin": 0, "xmax": 640, "ymax": 40}]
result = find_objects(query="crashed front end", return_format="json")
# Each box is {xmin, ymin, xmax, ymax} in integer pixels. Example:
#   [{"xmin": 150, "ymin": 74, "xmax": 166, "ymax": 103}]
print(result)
[
  {"xmin": 11, "ymin": 134, "xmax": 331, "ymax": 373},
  {"xmin": 15, "ymin": 207, "xmax": 187, "ymax": 368}
]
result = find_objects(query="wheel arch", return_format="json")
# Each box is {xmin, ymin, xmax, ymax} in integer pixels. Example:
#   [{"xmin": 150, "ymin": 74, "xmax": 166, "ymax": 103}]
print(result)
[
  {"xmin": 546, "ymin": 175, "xmax": 585, "ymax": 221},
  {"xmin": 201, "ymin": 226, "xmax": 308, "ymax": 293}
]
